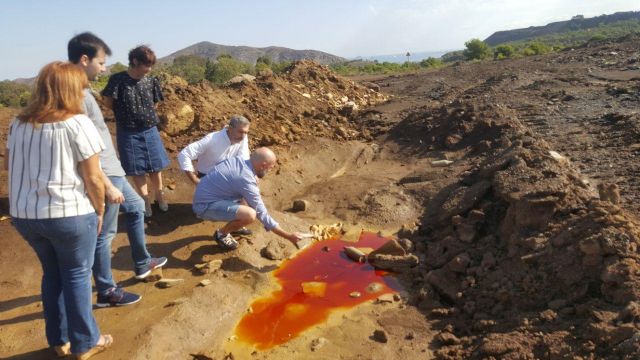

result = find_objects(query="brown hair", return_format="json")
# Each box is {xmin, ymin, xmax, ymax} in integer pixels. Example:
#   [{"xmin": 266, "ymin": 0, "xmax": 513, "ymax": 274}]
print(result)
[
  {"xmin": 18, "ymin": 61, "xmax": 88, "ymax": 124},
  {"xmin": 128, "ymin": 45, "xmax": 156, "ymax": 67}
]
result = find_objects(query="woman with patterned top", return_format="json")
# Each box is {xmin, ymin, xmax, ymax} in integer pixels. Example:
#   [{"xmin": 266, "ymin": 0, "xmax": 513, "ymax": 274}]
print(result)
[
  {"xmin": 4, "ymin": 62, "xmax": 112, "ymax": 359},
  {"xmin": 102, "ymin": 45, "xmax": 170, "ymax": 216}
]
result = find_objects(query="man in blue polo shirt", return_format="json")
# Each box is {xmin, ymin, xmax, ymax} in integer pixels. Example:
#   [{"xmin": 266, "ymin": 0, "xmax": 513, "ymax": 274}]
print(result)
[{"xmin": 193, "ymin": 147, "xmax": 302, "ymax": 249}]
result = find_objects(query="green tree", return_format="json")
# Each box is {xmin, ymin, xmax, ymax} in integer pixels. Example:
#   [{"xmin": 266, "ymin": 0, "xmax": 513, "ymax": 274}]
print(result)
[
  {"xmin": 493, "ymin": 44, "xmax": 515, "ymax": 59},
  {"xmin": 256, "ymin": 56, "xmax": 272, "ymax": 66},
  {"xmin": 167, "ymin": 55, "xmax": 207, "ymax": 84},
  {"xmin": 463, "ymin": 38, "xmax": 490, "ymax": 60},
  {"xmin": 109, "ymin": 62, "xmax": 128, "ymax": 74},
  {"xmin": 216, "ymin": 54, "xmax": 233, "ymax": 61},
  {"xmin": 205, "ymin": 56, "xmax": 252, "ymax": 85}
]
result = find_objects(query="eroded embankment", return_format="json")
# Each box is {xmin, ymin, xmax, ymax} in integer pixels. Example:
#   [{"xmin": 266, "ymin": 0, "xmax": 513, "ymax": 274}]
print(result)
[{"xmin": 390, "ymin": 100, "xmax": 640, "ymax": 359}]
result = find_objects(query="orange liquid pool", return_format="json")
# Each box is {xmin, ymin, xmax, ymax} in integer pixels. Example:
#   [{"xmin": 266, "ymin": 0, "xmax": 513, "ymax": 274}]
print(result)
[{"xmin": 235, "ymin": 231, "xmax": 401, "ymax": 350}]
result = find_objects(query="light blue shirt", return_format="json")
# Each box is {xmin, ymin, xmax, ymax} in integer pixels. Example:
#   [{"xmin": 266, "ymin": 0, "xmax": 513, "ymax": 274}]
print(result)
[{"xmin": 193, "ymin": 157, "xmax": 279, "ymax": 231}]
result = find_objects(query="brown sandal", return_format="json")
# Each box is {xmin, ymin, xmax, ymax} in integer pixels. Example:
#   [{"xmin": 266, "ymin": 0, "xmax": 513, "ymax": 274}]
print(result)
[{"xmin": 75, "ymin": 334, "xmax": 113, "ymax": 360}]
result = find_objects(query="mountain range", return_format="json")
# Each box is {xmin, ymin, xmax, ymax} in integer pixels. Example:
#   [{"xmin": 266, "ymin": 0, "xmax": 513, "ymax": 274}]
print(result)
[
  {"xmin": 484, "ymin": 11, "xmax": 640, "ymax": 46},
  {"xmin": 158, "ymin": 41, "xmax": 345, "ymax": 65}
]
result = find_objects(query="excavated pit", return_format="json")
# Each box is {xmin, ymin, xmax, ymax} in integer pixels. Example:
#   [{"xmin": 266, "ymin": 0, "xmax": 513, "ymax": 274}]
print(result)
[{"xmin": 2, "ymin": 36, "xmax": 640, "ymax": 359}]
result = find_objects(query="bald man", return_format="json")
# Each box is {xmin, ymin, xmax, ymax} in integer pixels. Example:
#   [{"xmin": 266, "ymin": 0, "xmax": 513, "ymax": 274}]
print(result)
[{"xmin": 192, "ymin": 148, "xmax": 303, "ymax": 249}]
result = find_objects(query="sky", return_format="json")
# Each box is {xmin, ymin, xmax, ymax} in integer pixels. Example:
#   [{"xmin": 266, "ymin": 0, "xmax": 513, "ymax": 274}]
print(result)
[{"xmin": 0, "ymin": 0, "xmax": 638, "ymax": 80}]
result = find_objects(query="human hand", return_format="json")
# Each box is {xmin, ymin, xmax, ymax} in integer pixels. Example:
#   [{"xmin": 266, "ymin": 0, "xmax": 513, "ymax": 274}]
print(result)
[
  {"xmin": 106, "ymin": 186, "xmax": 124, "ymax": 204},
  {"xmin": 97, "ymin": 214, "xmax": 104, "ymax": 235},
  {"xmin": 287, "ymin": 232, "xmax": 304, "ymax": 244}
]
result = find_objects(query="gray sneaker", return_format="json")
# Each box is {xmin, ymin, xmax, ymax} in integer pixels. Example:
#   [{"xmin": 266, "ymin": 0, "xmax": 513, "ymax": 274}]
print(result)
[{"xmin": 214, "ymin": 230, "xmax": 238, "ymax": 250}]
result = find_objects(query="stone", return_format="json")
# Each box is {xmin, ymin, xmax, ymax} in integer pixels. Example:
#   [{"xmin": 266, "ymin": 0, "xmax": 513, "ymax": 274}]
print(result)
[
  {"xmin": 446, "ymin": 253, "xmax": 471, "ymax": 273},
  {"xmin": 339, "ymin": 101, "xmax": 358, "ymax": 116},
  {"xmin": 361, "ymin": 81, "xmax": 381, "ymax": 92},
  {"xmin": 349, "ymin": 291, "xmax": 361, "ymax": 298},
  {"xmin": 199, "ymin": 279, "xmax": 212, "ymax": 287},
  {"xmin": 539, "ymin": 309, "xmax": 558, "ymax": 322},
  {"xmin": 226, "ymin": 74, "xmax": 256, "ymax": 85},
  {"xmin": 548, "ymin": 150, "xmax": 568, "ymax": 165},
  {"xmin": 310, "ymin": 337, "xmax": 327, "ymax": 351},
  {"xmin": 548, "ymin": 299, "xmax": 567, "ymax": 310},
  {"xmin": 426, "ymin": 269, "xmax": 460, "ymax": 302},
  {"xmin": 158, "ymin": 103, "xmax": 194, "ymax": 136},
  {"xmin": 579, "ymin": 237, "xmax": 602, "ymax": 256},
  {"xmin": 369, "ymin": 239, "xmax": 406, "ymax": 257},
  {"xmin": 301, "ymin": 282, "xmax": 327, "ymax": 297},
  {"xmin": 397, "ymin": 238, "xmax": 414, "ymax": 252},
  {"xmin": 368, "ymin": 253, "xmax": 419, "ymax": 272},
  {"xmin": 194, "ymin": 259, "xmax": 223, "ymax": 274},
  {"xmin": 431, "ymin": 159, "xmax": 454, "ymax": 167},
  {"xmin": 261, "ymin": 240, "xmax": 290, "ymax": 260},
  {"xmin": 292, "ymin": 199, "xmax": 309, "ymax": 212},
  {"xmin": 156, "ymin": 278, "xmax": 184, "ymax": 289},
  {"xmin": 436, "ymin": 332, "xmax": 461, "ymax": 345},
  {"xmin": 598, "ymin": 182, "xmax": 621, "ymax": 205},
  {"xmin": 456, "ymin": 222, "xmax": 476, "ymax": 243},
  {"xmin": 376, "ymin": 294, "xmax": 395, "ymax": 303},
  {"xmin": 344, "ymin": 246, "xmax": 366, "ymax": 263},
  {"xmin": 366, "ymin": 282, "xmax": 384, "ymax": 294},
  {"xmin": 372, "ymin": 330, "xmax": 388, "ymax": 343},
  {"xmin": 618, "ymin": 301, "xmax": 640, "ymax": 323}
]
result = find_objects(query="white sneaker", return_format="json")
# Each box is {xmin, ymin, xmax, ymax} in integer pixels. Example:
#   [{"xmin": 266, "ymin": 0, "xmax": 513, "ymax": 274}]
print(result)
[{"xmin": 157, "ymin": 201, "xmax": 169, "ymax": 212}]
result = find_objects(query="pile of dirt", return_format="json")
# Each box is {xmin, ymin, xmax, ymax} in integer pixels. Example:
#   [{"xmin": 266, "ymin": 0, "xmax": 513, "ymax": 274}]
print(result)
[
  {"xmin": 392, "ymin": 99, "xmax": 640, "ymax": 359},
  {"xmin": 100, "ymin": 60, "xmax": 389, "ymax": 152}
]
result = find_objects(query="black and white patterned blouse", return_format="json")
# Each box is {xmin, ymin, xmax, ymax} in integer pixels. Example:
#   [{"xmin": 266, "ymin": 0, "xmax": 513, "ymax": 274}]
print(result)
[{"xmin": 101, "ymin": 71, "xmax": 164, "ymax": 129}]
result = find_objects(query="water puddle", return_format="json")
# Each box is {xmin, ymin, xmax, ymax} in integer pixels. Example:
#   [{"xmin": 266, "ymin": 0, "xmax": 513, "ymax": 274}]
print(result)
[{"xmin": 235, "ymin": 231, "xmax": 401, "ymax": 350}]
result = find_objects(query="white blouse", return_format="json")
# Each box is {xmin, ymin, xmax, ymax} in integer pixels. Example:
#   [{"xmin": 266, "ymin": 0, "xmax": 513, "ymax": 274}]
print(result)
[{"xmin": 7, "ymin": 115, "xmax": 105, "ymax": 219}]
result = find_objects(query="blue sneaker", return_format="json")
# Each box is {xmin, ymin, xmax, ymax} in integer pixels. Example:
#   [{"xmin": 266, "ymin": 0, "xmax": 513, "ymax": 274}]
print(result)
[
  {"xmin": 135, "ymin": 256, "xmax": 168, "ymax": 280},
  {"xmin": 96, "ymin": 287, "xmax": 141, "ymax": 308}
]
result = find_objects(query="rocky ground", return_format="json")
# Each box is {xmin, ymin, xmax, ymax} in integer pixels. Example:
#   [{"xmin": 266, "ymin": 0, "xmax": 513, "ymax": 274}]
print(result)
[{"xmin": 1, "ymin": 35, "xmax": 639, "ymax": 359}]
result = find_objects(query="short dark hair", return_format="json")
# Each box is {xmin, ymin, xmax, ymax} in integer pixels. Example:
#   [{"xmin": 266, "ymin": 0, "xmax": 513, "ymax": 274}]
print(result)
[
  {"xmin": 128, "ymin": 45, "xmax": 156, "ymax": 67},
  {"xmin": 67, "ymin": 32, "xmax": 112, "ymax": 63}
]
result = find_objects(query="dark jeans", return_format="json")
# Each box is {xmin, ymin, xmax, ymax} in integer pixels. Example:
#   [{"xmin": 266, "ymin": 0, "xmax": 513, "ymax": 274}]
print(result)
[{"xmin": 13, "ymin": 213, "xmax": 101, "ymax": 354}]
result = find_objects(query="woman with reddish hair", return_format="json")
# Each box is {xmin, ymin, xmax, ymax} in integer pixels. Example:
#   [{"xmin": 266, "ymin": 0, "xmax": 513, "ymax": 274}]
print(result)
[{"xmin": 4, "ymin": 61, "xmax": 112, "ymax": 359}]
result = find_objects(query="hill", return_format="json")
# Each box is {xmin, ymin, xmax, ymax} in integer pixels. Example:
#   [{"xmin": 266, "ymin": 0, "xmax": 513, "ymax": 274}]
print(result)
[
  {"xmin": 484, "ymin": 11, "xmax": 640, "ymax": 46},
  {"xmin": 158, "ymin": 41, "xmax": 345, "ymax": 65}
]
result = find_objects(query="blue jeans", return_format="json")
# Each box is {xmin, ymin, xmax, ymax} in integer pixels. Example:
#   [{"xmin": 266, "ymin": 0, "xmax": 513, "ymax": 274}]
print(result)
[
  {"xmin": 93, "ymin": 176, "xmax": 151, "ymax": 295},
  {"xmin": 12, "ymin": 214, "xmax": 101, "ymax": 354}
]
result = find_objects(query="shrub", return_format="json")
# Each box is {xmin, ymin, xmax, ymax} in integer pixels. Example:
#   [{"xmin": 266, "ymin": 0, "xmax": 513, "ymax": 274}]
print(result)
[
  {"xmin": 494, "ymin": 45, "xmax": 515, "ymax": 59},
  {"xmin": 420, "ymin": 57, "xmax": 443, "ymax": 68},
  {"xmin": 0, "ymin": 80, "xmax": 31, "ymax": 108},
  {"xmin": 463, "ymin": 39, "xmax": 490, "ymax": 60},
  {"xmin": 522, "ymin": 41, "xmax": 551, "ymax": 56}
]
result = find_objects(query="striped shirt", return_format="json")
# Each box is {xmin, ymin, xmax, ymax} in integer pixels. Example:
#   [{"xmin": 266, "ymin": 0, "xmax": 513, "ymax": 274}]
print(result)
[{"xmin": 7, "ymin": 115, "xmax": 105, "ymax": 219}]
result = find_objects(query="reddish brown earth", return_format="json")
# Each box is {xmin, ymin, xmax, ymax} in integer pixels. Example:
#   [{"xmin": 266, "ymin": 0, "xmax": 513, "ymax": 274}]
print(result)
[{"xmin": 1, "ymin": 36, "xmax": 640, "ymax": 359}]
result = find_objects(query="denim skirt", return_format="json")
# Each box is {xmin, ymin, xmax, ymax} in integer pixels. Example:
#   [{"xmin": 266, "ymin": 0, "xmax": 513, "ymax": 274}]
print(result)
[{"xmin": 116, "ymin": 125, "xmax": 170, "ymax": 175}]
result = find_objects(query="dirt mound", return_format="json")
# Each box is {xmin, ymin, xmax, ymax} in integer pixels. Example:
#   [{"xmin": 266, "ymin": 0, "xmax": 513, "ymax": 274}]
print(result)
[
  {"xmin": 111, "ymin": 60, "xmax": 389, "ymax": 152},
  {"xmin": 392, "ymin": 98, "xmax": 640, "ymax": 359}
]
